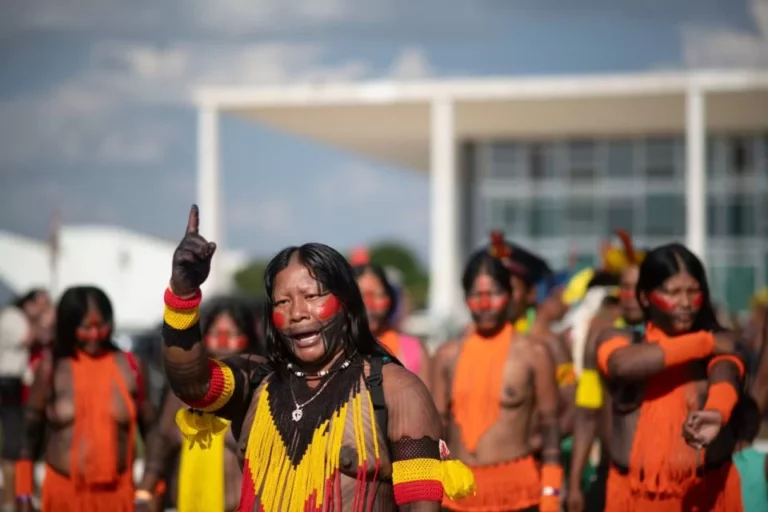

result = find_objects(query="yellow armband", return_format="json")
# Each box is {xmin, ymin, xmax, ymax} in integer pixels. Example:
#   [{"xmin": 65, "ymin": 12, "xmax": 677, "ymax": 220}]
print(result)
[{"xmin": 575, "ymin": 369, "xmax": 603, "ymax": 409}]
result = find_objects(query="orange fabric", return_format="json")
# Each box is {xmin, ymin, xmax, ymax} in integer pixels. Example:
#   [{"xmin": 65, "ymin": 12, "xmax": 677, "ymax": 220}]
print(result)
[
  {"xmin": 540, "ymin": 464, "xmax": 563, "ymax": 512},
  {"xmin": 452, "ymin": 323, "xmax": 514, "ymax": 453},
  {"xmin": 442, "ymin": 456, "xmax": 540, "ymax": 512},
  {"xmin": 379, "ymin": 329, "xmax": 402, "ymax": 360},
  {"xmin": 42, "ymin": 464, "xmax": 135, "ymax": 512},
  {"xmin": 605, "ymin": 465, "xmax": 633, "ymax": 511},
  {"xmin": 627, "ymin": 324, "xmax": 702, "ymax": 499},
  {"xmin": 69, "ymin": 351, "xmax": 136, "ymax": 491},
  {"xmin": 596, "ymin": 336, "xmax": 630, "ymax": 375},
  {"xmin": 657, "ymin": 329, "xmax": 714, "ymax": 367},
  {"xmin": 707, "ymin": 355, "xmax": 746, "ymax": 378},
  {"xmin": 15, "ymin": 459, "xmax": 34, "ymax": 496},
  {"xmin": 704, "ymin": 382, "xmax": 739, "ymax": 424}
]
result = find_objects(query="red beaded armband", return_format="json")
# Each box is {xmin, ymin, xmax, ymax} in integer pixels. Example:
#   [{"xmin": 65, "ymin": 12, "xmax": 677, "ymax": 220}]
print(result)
[{"xmin": 164, "ymin": 287, "xmax": 202, "ymax": 310}]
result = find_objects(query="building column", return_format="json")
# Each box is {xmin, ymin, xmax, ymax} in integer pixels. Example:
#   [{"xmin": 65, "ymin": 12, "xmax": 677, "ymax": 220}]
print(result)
[
  {"xmin": 197, "ymin": 103, "xmax": 224, "ymax": 295},
  {"xmin": 685, "ymin": 85, "xmax": 707, "ymax": 264},
  {"xmin": 428, "ymin": 97, "xmax": 461, "ymax": 326}
]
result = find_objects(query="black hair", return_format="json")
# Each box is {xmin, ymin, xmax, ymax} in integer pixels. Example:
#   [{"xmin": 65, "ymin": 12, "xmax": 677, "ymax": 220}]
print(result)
[
  {"xmin": 202, "ymin": 296, "xmax": 266, "ymax": 356},
  {"xmin": 462, "ymin": 248, "xmax": 513, "ymax": 296},
  {"xmin": 636, "ymin": 243, "xmax": 722, "ymax": 332},
  {"xmin": 54, "ymin": 286, "xmax": 118, "ymax": 359},
  {"xmin": 262, "ymin": 243, "xmax": 384, "ymax": 369},
  {"xmin": 588, "ymin": 271, "xmax": 620, "ymax": 289},
  {"xmin": 352, "ymin": 263, "xmax": 398, "ymax": 322},
  {"xmin": 14, "ymin": 288, "xmax": 47, "ymax": 309}
]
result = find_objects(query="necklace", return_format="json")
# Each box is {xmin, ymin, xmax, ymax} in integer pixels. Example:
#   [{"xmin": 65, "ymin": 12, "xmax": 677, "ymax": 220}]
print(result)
[
  {"xmin": 289, "ymin": 372, "xmax": 338, "ymax": 422},
  {"xmin": 286, "ymin": 353, "xmax": 354, "ymax": 378}
]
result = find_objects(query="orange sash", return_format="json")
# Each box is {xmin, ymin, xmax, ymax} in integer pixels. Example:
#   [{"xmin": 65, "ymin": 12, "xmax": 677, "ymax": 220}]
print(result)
[{"xmin": 451, "ymin": 323, "xmax": 514, "ymax": 453}]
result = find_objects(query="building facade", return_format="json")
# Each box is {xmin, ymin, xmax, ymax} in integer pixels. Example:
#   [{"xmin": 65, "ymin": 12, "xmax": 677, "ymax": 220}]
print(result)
[{"xmin": 463, "ymin": 133, "xmax": 768, "ymax": 313}]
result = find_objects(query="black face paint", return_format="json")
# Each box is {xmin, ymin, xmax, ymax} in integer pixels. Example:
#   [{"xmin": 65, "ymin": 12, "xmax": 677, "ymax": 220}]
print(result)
[{"xmin": 277, "ymin": 312, "xmax": 347, "ymax": 370}]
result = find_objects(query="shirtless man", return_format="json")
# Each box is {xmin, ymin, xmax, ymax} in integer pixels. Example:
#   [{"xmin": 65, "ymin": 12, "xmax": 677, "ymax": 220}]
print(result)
[{"xmin": 432, "ymin": 247, "xmax": 561, "ymax": 512}]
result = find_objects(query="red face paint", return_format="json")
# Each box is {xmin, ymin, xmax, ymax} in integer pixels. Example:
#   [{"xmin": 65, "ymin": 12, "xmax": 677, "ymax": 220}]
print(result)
[
  {"xmin": 691, "ymin": 292, "xmax": 703, "ymax": 309},
  {"xmin": 363, "ymin": 292, "xmax": 390, "ymax": 314},
  {"xmin": 206, "ymin": 331, "xmax": 247, "ymax": 351},
  {"xmin": 467, "ymin": 295, "xmax": 508, "ymax": 314},
  {"xmin": 76, "ymin": 308, "xmax": 111, "ymax": 343},
  {"xmin": 649, "ymin": 291, "xmax": 677, "ymax": 312},
  {"xmin": 272, "ymin": 311, "xmax": 286, "ymax": 329},
  {"xmin": 618, "ymin": 289, "xmax": 635, "ymax": 301},
  {"xmin": 317, "ymin": 295, "xmax": 341, "ymax": 321}
]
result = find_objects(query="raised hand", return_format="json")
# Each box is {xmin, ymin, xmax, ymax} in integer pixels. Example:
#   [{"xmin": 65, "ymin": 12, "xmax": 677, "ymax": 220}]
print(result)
[{"xmin": 170, "ymin": 205, "xmax": 217, "ymax": 297}]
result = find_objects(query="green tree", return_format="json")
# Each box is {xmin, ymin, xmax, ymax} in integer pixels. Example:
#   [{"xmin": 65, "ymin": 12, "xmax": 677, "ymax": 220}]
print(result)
[
  {"xmin": 233, "ymin": 259, "xmax": 268, "ymax": 298},
  {"xmin": 367, "ymin": 241, "xmax": 429, "ymax": 309}
]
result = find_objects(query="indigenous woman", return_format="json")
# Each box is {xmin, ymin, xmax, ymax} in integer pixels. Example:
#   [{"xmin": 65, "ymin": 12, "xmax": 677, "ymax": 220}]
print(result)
[
  {"xmin": 353, "ymin": 260, "xmax": 430, "ymax": 384},
  {"xmin": 592, "ymin": 243, "xmax": 746, "ymax": 511},
  {"xmin": 15, "ymin": 286, "xmax": 157, "ymax": 511},
  {"xmin": 160, "ymin": 206, "xmax": 473, "ymax": 512},
  {"xmin": 432, "ymin": 246, "xmax": 562, "ymax": 512},
  {"xmin": 139, "ymin": 298, "xmax": 263, "ymax": 511}
]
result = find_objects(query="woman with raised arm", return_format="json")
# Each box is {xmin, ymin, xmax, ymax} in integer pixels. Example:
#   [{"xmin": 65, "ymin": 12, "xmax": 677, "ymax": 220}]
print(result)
[
  {"xmin": 592, "ymin": 243, "xmax": 747, "ymax": 511},
  {"xmin": 15, "ymin": 286, "xmax": 157, "ymax": 511},
  {"xmin": 161, "ymin": 205, "xmax": 473, "ymax": 512},
  {"xmin": 353, "ymin": 260, "xmax": 431, "ymax": 386}
]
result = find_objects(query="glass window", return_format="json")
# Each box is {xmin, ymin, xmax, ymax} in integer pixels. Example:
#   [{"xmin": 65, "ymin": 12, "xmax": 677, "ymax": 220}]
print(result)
[
  {"xmin": 529, "ymin": 198, "xmax": 562, "ymax": 237},
  {"xmin": 606, "ymin": 140, "xmax": 634, "ymax": 178},
  {"xmin": 645, "ymin": 194, "xmax": 685, "ymax": 236},
  {"xmin": 605, "ymin": 199, "xmax": 635, "ymax": 234},
  {"xmin": 727, "ymin": 136, "xmax": 754, "ymax": 176},
  {"xmin": 567, "ymin": 198, "xmax": 596, "ymax": 235},
  {"xmin": 489, "ymin": 198, "xmax": 524, "ymax": 234},
  {"xmin": 707, "ymin": 195, "xmax": 719, "ymax": 237},
  {"xmin": 529, "ymin": 143, "xmax": 556, "ymax": 180},
  {"xmin": 489, "ymin": 142, "xmax": 525, "ymax": 179},
  {"xmin": 568, "ymin": 140, "xmax": 596, "ymax": 182},
  {"xmin": 724, "ymin": 266, "xmax": 756, "ymax": 313},
  {"xmin": 761, "ymin": 193, "xmax": 768, "ymax": 237},
  {"xmin": 644, "ymin": 137, "xmax": 677, "ymax": 178},
  {"xmin": 724, "ymin": 194, "xmax": 756, "ymax": 236}
]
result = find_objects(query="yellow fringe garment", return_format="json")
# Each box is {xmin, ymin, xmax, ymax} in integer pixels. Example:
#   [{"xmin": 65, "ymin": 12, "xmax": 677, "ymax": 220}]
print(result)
[
  {"xmin": 240, "ymin": 383, "xmax": 380, "ymax": 512},
  {"xmin": 177, "ymin": 414, "xmax": 230, "ymax": 512}
]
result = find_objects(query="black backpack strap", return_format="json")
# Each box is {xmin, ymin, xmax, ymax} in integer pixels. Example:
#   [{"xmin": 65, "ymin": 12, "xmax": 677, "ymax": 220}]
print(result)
[{"xmin": 366, "ymin": 356, "xmax": 389, "ymax": 442}]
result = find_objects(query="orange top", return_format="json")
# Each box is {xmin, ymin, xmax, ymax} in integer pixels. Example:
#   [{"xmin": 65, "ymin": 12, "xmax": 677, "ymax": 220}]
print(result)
[
  {"xmin": 451, "ymin": 323, "xmax": 514, "ymax": 453},
  {"xmin": 379, "ymin": 329, "xmax": 402, "ymax": 360}
]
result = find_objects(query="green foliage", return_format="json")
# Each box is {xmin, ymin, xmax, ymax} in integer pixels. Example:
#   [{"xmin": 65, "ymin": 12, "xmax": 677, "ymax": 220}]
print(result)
[
  {"xmin": 368, "ymin": 241, "xmax": 429, "ymax": 309},
  {"xmin": 232, "ymin": 241, "xmax": 429, "ymax": 308}
]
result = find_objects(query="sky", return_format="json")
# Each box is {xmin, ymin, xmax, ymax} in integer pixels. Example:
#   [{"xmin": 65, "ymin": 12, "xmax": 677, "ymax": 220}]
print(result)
[{"xmin": 1, "ymin": 0, "xmax": 767, "ymax": 263}]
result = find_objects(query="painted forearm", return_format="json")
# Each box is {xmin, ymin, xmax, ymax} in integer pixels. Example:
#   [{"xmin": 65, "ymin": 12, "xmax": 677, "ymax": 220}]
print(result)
[{"xmin": 539, "ymin": 414, "xmax": 560, "ymax": 465}]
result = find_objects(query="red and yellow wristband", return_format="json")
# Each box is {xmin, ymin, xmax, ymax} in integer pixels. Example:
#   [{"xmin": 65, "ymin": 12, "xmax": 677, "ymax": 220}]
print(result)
[
  {"xmin": 555, "ymin": 363, "xmax": 576, "ymax": 387},
  {"xmin": 392, "ymin": 458, "xmax": 444, "ymax": 505},
  {"xmin": 163, "ymin": 287, "xmax": 202, "ymax": 330}
]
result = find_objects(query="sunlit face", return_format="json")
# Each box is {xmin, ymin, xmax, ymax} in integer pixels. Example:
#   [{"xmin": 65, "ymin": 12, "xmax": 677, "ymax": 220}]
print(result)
[
  {"xmin": 205, "ymin": 312, "xmax": 248, "ymax": 357},
  {"xmin": 619, "ymin": 265, "xmax": 643, "ymax": 325},
  {"xmin": 466, "ymin": 272, "xmax": 510, "ymax": 335},
  {"xmin": 640, "ymin": 270, "xmax": 703, "ymax": 334},
  {"xmin": 75, "ymin": 300, "xmax": 112, "ymax": 356},
  {"xmin": 356, "ymin": 271, "xmax": 391, "ymax": 335},
  {"xmin": 271, "ymin": 259, "xmax": 345, "ymax": 368}
]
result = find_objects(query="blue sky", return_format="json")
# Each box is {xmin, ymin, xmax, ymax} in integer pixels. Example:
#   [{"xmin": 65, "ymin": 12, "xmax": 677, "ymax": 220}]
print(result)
[{"xmin": 1, "ymin": 0, "xmax": 766, "ymax": 263}]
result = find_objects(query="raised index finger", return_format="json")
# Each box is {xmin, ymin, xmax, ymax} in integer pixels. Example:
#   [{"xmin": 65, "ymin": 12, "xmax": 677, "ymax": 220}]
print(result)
[{"xmin": 186, "ymin": 204, "xmax": 199, "ymax": 234}]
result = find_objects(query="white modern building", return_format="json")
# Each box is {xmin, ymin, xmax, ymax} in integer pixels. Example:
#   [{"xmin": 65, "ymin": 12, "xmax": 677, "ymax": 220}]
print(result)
[
  {"xmin": 0, "ymin": 226, "xmax": 249, "ymax": 333},
  {"xmin": 195, "ymin": 70, "xmax": 768, "ymax": 325}
]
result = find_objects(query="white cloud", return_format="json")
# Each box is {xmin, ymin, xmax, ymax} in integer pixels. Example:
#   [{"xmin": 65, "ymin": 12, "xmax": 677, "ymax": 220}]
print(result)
[
  {"xmin": 681, "ymin": 0, "xmax": 768, "ymax": 69},
  {"xmin": 390, "ymin": 46, "xmax": 434, "ymax": 80}
]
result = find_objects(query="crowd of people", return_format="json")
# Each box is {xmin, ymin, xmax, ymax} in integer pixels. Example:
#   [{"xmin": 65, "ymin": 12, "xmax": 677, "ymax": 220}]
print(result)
[{"xmin": 0, "ymin": 203, "xmax": 767, "ymax": 511}]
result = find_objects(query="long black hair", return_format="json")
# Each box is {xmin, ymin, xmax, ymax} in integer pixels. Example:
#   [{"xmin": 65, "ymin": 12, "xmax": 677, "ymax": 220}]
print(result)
[
  {"xmin": 202, "ymin": 296, "xmax": 266, "ymax": 356},
  {"xmin": 263, "ymin": 243, "xmax": 384, "ymax": 368},
  {"xmin": 462, "ymin": 248, "xmax": 513, "ymax": 297},
  {"xmin": 54, "ymin": 285, "xmax": 119, "ymax": 359},
  {"xmin": 636, "ymin": 243, "xmax": 722, "ymax": 332},
  {"xmin": 352, "ymin": 263, "xmax": 398, "ymax": 322}
]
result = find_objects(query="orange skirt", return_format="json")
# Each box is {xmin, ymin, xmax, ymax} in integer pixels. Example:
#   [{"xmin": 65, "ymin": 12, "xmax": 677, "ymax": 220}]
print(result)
[
  {"xmin": 442, "ymin": 456, "xmax": 541, "ymax": 512},
  {"xmin": 42, "ymin": 464, "xmax": 134, "ymax": 512},
  {"xmin": 605, "ymin": 462, "xmax": 743, "ymax": 512}
]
